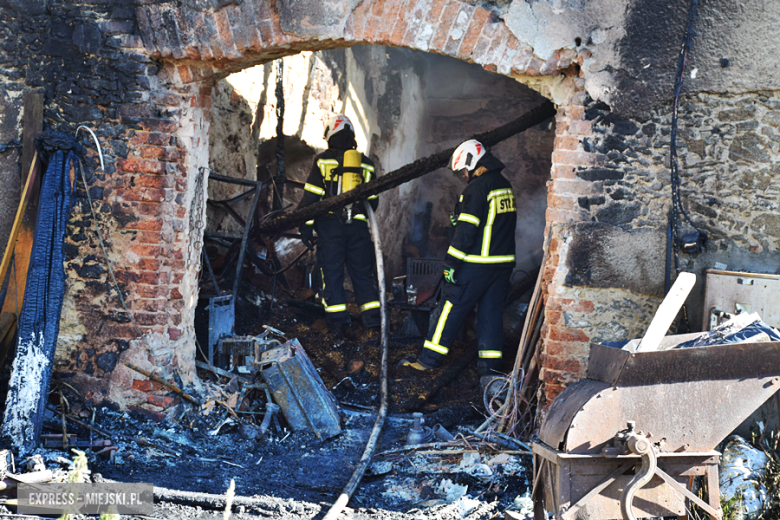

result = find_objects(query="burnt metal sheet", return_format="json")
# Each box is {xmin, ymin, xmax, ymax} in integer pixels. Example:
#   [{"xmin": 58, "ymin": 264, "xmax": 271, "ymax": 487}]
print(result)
[
  {"xmin": 586, "ymin": 344, "xmax": 630, "ymax": 385},
  {"xmin": 587, "ymin": 339, "xmax": 780, "ymax": 386},
  {"xmin": 538, "ymin": 379, "xmax": 610, "ymax": 450},
  {"xmin": 565, "ymin": 376, "xmax": 780, "ymax": 454},
  {"xmin": 207, "ymin": 295, "xmax": 234, "ymax": 367},
  {"xmin": 259, "ymin": 339, "xmax": 342, "ymax": 440},
  {"xmin": 616, "ymin": 341, "xmax": 780, "ymax": 386}
]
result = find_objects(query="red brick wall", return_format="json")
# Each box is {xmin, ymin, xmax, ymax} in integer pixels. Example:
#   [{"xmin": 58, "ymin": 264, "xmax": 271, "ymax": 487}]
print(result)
[
  {"xmin": 134, "ymin": 1, "xmax": 578, "ymax": 83},
  {"xmin": 539, "ymin": 95, "xmax": 598, "ymax": 406},
  {"xmin": 57, "ymin": 0, "xmax": 592, "ymax": 411}
]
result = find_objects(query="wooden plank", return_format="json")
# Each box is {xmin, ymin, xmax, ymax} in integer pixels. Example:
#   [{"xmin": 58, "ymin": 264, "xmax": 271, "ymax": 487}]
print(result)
[
  {"xmin": 635, "ymin": 272, "xmax": 696, "ymax": 353},
  {"xmin": 0, "ymin": 152, "xmax": 39, "ymax": 296},
  {"xmin": 20, "ymin": 90, "xmax": 43, "ymax": 184},
  {"xmin": 258, "ymin": 101, "xmax": 557, "ymax": 235},
  {"xmin": 706, "ymin": 269, "xmax": 780, "ymax": 280},
  {"xmin": 1, "ymin": 90, "xmax": 43, "ymax": 316}
]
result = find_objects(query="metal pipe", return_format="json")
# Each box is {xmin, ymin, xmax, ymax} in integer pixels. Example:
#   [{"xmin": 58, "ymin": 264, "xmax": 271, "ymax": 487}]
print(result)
[
  {"xmin": 322, "ymin": 201, "xmax": 389, "ymax": 520},
  {"xmin": 258, "ymin": 403, "xmax": 280, "ymax": 438},
  {"xmin": 231, "ymin": 182, "xmax": 263, "ymax": 306},
  {"xmin": 122, "ymin": 362, "xmax": 200, "ymax": 405}
]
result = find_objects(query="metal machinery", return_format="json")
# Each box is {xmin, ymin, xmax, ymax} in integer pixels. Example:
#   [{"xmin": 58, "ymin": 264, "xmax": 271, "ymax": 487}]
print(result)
[
  {"xmin": 532, "ymin": 335, "xmax": 780, "ymax": 520},
  {"xmin": 389, "ymin": 257, "xmax": 444, "ymax": 335}
]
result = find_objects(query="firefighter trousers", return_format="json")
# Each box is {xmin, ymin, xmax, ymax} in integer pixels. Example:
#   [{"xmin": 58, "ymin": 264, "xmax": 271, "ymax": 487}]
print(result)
[
  {"xmin": 316, "ymin": 217, "xmax": 381, "ymax": 329},
  {"xmin": 419, "ymin": 264, "xmax": 512, "ymax": 376}
]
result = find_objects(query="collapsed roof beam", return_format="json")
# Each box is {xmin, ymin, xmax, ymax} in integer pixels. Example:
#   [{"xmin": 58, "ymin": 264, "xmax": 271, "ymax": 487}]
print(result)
[{"xmin": 257, "ymin": 100, "xmax": 556, "ymax": 235}]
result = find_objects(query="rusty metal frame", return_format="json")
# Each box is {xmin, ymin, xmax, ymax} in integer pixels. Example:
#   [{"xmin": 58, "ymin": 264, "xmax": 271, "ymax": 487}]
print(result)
[{"xmin": 532, "ymin": 441, "xmax": 722, "ymax": 520}]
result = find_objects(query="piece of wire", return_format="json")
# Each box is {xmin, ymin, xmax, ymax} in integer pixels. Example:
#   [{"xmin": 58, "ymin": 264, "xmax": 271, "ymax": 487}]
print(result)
[
  {"xmin": 75, "ymin": 126, "xmax": 105, "ymax": 171},
  {"xmin": 666, "ymin": 0, "xmax": 703, "ymax": 292}
]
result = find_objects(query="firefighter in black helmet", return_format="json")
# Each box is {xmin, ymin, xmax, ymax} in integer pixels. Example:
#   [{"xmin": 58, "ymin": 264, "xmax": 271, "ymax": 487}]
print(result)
[
  {"xmin": 404, "ymin": 139, "xmax": 517, "ymax": 384},
  {"xmin": 297, "ymin": 114, "xmax": 381, "ymax": 338}
]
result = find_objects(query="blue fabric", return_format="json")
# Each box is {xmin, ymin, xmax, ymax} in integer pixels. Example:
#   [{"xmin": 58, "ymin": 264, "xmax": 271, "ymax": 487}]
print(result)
[
  {"xmin": 601, "ymin": 340, "xmax": 630, "ymax": 349},
  {"xmin": 676, "ymin": 320, "xmax": 780, "ymax": 349},
  {"xmin": 2, "ymin": 147, "xmax": 76, "ymax": 453}
]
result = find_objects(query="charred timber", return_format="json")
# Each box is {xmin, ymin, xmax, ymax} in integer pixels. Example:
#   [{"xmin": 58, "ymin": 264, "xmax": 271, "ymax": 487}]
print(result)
[{"xmin": 258, "ymin": 100, "xmax": 556, "ymax": 235}]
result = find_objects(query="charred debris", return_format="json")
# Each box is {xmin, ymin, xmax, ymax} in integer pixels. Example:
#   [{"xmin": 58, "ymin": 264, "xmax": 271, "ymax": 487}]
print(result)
[{"xmin": 0, "ymin": 100, "xmax": 555, "ymax": 519}]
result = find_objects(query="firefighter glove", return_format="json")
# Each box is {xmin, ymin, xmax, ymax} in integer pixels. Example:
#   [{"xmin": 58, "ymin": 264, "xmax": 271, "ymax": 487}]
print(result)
[
  {"xmin": 443, "ymin": 267, "xmax": 456, "ymax": 284},
  {"xmin": 299, "ymin": 226, "xmax": 315, "ymax": 249},
  {"xmin": 449, "ymin": 214, "xmax": 457, "ymax": 226}
]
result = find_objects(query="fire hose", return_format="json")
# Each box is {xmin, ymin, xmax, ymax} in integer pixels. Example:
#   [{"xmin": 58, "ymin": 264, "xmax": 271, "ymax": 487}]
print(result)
[{"xmin": 322, "ymin": 200, "xmax": 389, "ymax": 520}]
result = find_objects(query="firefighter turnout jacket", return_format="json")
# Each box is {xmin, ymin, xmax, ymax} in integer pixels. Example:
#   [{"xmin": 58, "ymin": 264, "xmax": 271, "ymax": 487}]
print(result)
[
  {"xmin": 419, "ymin": 167, "xmax": 517, "ymax": 375},
  {"xmin": 298, "ymin": 148, "xmax": 381, "ymax": 329},
  {"xmin": 446, "ymin": 169, "xmax": 517, "ymax": 270}
]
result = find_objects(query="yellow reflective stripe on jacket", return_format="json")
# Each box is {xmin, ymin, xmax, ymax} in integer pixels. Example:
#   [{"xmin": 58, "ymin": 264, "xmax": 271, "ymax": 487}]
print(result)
[
  {"xmin": 361, "ymin": 162, "xmax": 374, "ymax": 183},
  {"xmin": 482, "ymin": 197, "xmax": 496, "ymax": 256},
  {"xmin": 447, "ymin": 246, "xmax": 467, "ymax": 260},
  {"xmin": 479, "ymin": 350, "xmax": 502, "ymax": 359},
  {"xmin": 448, "ymin": 247, "xmax": 515, "ymax": 264},
  {"xmin": 463, "ymin": 254, "xmax": 515, "ymax": 264},
  {"xmin": 368, "ymin": 194, "xmax": 378, "ymax": 200},
  {"xmin": 317, "ymin": 158, "xmax": 340, "ymax": 181},
  {"xmin": 304, "ymin": 183, "xmax": 325, "ymax": 196},
  {"xmin": 488, "ymin": 188, "xmax": 513, "ymax": 199},
  {"xmin": 305, "ymin": 220, "xmax": 315, "ymax": 225},
  {"xmin": 360, "ymin": 301, "xmax": 380, "ymax": 312},
  {"xmin": 353, "ymin": 214, "xmax": 367, "ymax": 221},
  {"xmin": 457, "ymin": 213, "xmax": 480, "ymax": 226}
]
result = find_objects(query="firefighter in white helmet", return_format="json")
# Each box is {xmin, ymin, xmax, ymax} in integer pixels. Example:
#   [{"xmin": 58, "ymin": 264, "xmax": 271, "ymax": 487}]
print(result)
[
  {"xmin": 403, "ymin": 139, "xmax": 517, "ymax": 385},
  {"xmin": 297, "ymin": 114, "xmax": 381, "ymax": 338}
]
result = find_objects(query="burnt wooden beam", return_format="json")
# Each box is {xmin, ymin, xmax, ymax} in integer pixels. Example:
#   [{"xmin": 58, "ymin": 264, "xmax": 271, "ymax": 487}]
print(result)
[{"xmin": 258, "ymin": 100, "xmax": 556, "ymax": 235}]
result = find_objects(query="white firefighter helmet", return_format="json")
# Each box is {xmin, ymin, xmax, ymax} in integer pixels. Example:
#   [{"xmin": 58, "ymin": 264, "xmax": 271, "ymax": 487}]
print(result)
[
  {"xmin": 324, "ymin": 114, "xmax": 354, "ymax": 141},
  {"xmin": 449, "ymin": 139, "xmax": 486, "ymax": 172}
]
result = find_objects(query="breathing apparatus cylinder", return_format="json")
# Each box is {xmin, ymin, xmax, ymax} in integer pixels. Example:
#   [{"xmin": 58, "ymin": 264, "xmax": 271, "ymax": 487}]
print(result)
[{"xmin": 339, "ymin": 149, "xmax": 363, "ymax": 223}]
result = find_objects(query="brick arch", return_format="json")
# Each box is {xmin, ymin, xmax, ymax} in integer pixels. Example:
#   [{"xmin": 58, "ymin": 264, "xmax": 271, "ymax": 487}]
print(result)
[
  {"xmin": 135, "ymin": 0, "xmax": 580, "ymax": 83},
  {"xmin": 79, "ymin": 1, "xmax": 592, "ymax": 409}
]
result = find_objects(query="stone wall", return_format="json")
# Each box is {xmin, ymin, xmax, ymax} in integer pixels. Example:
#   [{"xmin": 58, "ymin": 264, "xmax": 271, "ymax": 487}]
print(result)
[{"xmin": 537, "ymin": 91, "xmax": 780, "ymax": 404}]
